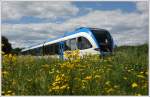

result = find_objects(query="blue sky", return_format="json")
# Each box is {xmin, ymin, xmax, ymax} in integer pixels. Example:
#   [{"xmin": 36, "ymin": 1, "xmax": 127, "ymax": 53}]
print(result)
[
  {"xmin": 2, "ymin": 1, "xmax": 137, "ymax": 24},
  {"xmin": 1, "ymin": 1, "xmax": 149, "ymax": 48},
  {"xmin": 74, "ymin": 1, "xmax": 137, "ymax": 12}
]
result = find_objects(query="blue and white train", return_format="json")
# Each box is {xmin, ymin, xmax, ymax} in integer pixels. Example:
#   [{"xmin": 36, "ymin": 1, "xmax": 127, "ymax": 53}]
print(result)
[{"xmin": 21, "ymin": 27, "xmax": 115, "ymax": 59}]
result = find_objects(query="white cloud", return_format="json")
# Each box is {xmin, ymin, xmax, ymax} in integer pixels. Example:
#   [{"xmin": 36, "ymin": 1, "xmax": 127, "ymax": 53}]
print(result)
[
  {"xmin": 1, "ymin": 1, "xmax": 149, "ymax": 48},
  {"xmin": 136, "ymin": 1, "xmax": 149, "ymax": 13},
  {"xmin": 2, "ymin": 1, "xmax": 79, "ymax": 20}
]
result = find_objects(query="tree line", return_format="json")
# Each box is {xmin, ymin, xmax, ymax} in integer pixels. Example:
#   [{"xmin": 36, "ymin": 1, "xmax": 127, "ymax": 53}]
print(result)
[{"xmin": 2, "ymin": 36, "xmax": 23, "ymax": 55}]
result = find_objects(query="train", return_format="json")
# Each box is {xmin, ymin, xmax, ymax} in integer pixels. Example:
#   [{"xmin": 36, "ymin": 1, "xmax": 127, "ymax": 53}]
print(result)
[{"xmin": 21, "ymin": 27, "xmax": 115, "ymax": 59}]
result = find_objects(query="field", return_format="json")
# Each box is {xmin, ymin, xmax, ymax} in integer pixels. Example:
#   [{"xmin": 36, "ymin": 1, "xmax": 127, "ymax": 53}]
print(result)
[{"xmin": 2, "ymin": 44, "xmax": 148, "ymax": 95}]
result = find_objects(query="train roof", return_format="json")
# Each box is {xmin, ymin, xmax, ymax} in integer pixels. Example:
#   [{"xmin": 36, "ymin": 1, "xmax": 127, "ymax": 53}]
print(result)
[{"xmin": 21, "ymin": 27, "xmax": 108, "ymax": 52}]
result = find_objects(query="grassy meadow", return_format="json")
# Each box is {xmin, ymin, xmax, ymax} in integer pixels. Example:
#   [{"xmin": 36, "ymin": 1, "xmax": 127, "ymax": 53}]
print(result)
[{"xmin": 2, "ymin": 44, "xmax": 148, "ymax": 95}]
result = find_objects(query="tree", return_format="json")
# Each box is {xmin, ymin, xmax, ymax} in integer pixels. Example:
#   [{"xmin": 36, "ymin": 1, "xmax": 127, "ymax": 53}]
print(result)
[
  {"xmin": 12, "ymin": 47, "xmax": 23, "ymax": 55},
  {"xmin": 2, "ymin": 36, "xmax": 12, "ymax": 54}
]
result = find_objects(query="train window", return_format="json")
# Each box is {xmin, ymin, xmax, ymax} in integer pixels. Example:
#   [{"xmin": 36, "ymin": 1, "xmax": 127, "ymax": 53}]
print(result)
[
  {"xmin": 77, "ymin": 37, "xmax": 92, "ymax": 50},
  {"xmin": 65, "ymin": 40, "xmax": 71, "ymax": 50},
  {"xmin": 44, "ymin": 45, "xmax": 52, "ymax": 55},
  {"xmin": 38, "ymin": 47, "xmax": 43, "ymax": 55},
  {"xmin": 53, "ymin": 43, "xmax": 59, "ymax": 54},
  {"xmin": 44, "ymin": 43, "xmax": 59, "ymax": 55},
  {"xmin": 64, "ymin": 38, "xmax": 77, "ymax": 51},
  {"xmin": 70, "ymin": 38, "xmax": 77, "ymax": 50}
]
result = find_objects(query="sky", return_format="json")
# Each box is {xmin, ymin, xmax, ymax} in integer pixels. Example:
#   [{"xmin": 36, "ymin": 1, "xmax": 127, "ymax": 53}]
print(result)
[{"xmin": 1, "ymin": 1, "xmax": 149, "ymax": 48}]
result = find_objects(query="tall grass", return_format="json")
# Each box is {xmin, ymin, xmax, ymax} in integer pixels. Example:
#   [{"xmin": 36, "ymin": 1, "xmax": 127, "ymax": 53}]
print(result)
[{"xmin": 2, "ymin": 44, "xmax": 148, "ymax": 95}]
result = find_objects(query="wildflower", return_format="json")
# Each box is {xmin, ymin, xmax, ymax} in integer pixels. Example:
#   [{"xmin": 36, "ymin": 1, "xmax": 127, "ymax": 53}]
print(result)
[
  {"xmin": 114, "ymin": 85, "xmax": 119, "ymax": 89},
  {"xmin": 27, "ymin": 79, "xmax": 32, "ymax": 82},
  {"xmin": 135, "ymin": 93, "xmax": 142, "ymax": 96},
  {"xmin": 2, "ymin": 71, "xmax": 9, "ymax": 75},
  {"xmin": 7, "ymin": 90, "xmax": 12, "ymax": 93},
  {"xmin": 12, "ymin": 80, "xmax": 16, "ymax": 85},
  {"xmin": 131, "ymin": 68, "xmax": 134, "ymax": 71},
  {"xmin": 55, "ymin": 75, "xmax": 61, "ymax": 82},
  {"xmin": 132, "ymin": 82, "xmax": 138, "ymax": 88},
  {"xmin": 94, "ymin": 75, "xmax": 101, "ymax": 79},
  {"xmin": 82, "ymin": 86, "xmax": 86, "ymax": 89},
  {"xmin": 48, "ymin": 88, "xmax": 52, "ymax": 92},
  {"xmin": 140, "ymin": 71, "xmax": 144, "ymax": 74},
  {"xmin": 12, "ymin": 56, "xmax": 17, "ymax": 62},
  {"xmin": 106, "ymin": 88, "xmax": 114, "ymax": 93},
  {"xmin": 105, "ymin": 81, "xmax": 111, "ymax": 85},
  {"xmin": 5, "ymin": 94, "xmax": 12, "ymax": 96},
  {"xmin": 8, "ymin": 54, "xmax": 12, "ymax": 58},
  {"xmin": 12, "ymin": 92, "xmax": 15, "ymax": 95},
  {"xmin": 42, "ymin": 64, "xmax": 49, "ymax": 68},
  {"xmin": 74, "ymin": 77, "xmax": 81, "ymax": 81},
  {"xmin": 60, "ymin": 84, "xmax": 69, "ymax": 90},
  {"xmin": 2, "ymin": 71, "xmax": 9, "ymax": 77},
  {"xmin": 79, "ymin": 69, "xmax": 84, "ymax": 72},
  {"xmin": 67, "ymin": 64, "xmax": 75, "ymax": 69},
  {"xmin": 64, "ymin": 49, "xmax": 80, "ymax": 59},
  {"xmin": 107, "ymin": 57, "xmax": 112, "ymax": 61},
  {"xmin": 123, "ymin": 77, "xmax": 127, "ymax": 80},
  {"xmin": 52, "ymin": 86, "xmax": 60, "ymax": 90},
  {"xmin": 84, "ymin": 76, "xmax": 92, "ymax": 80},
  {"xmin": 52, "ymin": 82, "xmax": 59, "ymax": 86},
  {"xmin": 127, "ymin": 70, "xmax": 131, "ymax": 72},
  {"xmin": 56, "ymin": 70, "xmax": 60, "ymax": 73},
  {"xmin": 137, "ymin": 74, "xmax": 145, "ymax": 78},
  {"xmin": 82, "ymin": 80, "xmax": 88, "ymax": 85},
  {"xmin": 49, "ymin": 71, "xmax": 54, "ymax": 74}
]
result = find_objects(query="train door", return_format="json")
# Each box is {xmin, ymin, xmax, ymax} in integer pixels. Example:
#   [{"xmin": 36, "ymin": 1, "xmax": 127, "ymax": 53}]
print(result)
[
  {"xmin": 77, "ymin": 36, "xmax": 95, "ymax": 56},
  {"xmin": 58, "ymin": 42, "xmax": 65, "ymax": 60}
]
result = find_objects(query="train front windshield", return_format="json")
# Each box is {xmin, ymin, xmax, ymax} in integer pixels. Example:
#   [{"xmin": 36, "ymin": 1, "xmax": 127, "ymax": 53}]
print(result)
[{"xmin": 91, "ymin": 29, "xmax": 113, "ymax": 52}]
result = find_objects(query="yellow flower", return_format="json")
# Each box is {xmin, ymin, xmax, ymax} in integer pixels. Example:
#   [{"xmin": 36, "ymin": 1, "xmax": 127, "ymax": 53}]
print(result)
[
  {"xmin": 7, "ymin": 90, "xmax": 12, "ymax": 93},
  {"xmin": 106, "ymin": 88, "xmax": 114, "ymax": 93},
  {"xmin": 64, "ymin": 49, "xmax": 80, "ymax": 59},
  {"xmin": 140, "ymin": 71, "xmax": 144, "ymax": 74},
  {"xmin": 52, "ymin": 86, "xmax": 60, "ymax": 90},
  {"xmin": 107, "ymin": 57, "xmax": 112, "ymax": 61},
  {"xmin": 8, "ymin": 54, "xmax": 12, "ymax": 58},
  {"xmin": 60, "ymin": 84, "xmax": 69, "ymax": 90},
  {"xmin": 94, "ymin": 75, "xmax": 101, "ymax": 79},
  {"xmin": 137, "ymin": 74, "xmax": 145, "ymax": 78},
  {"xmin": 2, "ymin": 71, "xmax": 9, "ymax": 75},
  {"xmin": 5, "ymin": 94, "xmax": 12, "ymax": 96},
  {"xmin": 42, "ymin": 64, "xmax": 49, "ymax": 68},
  {"xmin": 82, "ymin": 86, "xmax": 86, "ymax": 89},
  {"xmin": 131, "ymin": 68, "xmax": 134, "ymax": 71},
  {"xmin": 127, "ymin": 70, "xmax": 131, "ymax": 72},
  {"xmin": 12, "ymin": 56, "xmax": 17, "ymax": 62},
  {"xmin": 12, "ymin": 80, "xmax": 16, "ymax": 85},
  {"xmin": 27, "ymin": 79, "xmax": 32, "ymax": 82},
  {"xmin": 12, "ymin": 92, "xmax": 15, "ymax": 95},
  {"xmin": 123, "ymin": 77, "xmax": 127, "ymax": 80},
  {"xmin": 114, "ymin": 85, "xmax": 119, "ymax": 89},
  {"xmin": 105, "ymin": 81, "xmax": 110, "ymax": 85},
  {"xmin": 132, "ymin": 82, "xmax": 138, "ymax": 88},
  {"xmin": 135, "ymin": 93, "xmax": 142, "ymax": 96},
  {"xmin": 48, "ymin": 88, "xmax": 52, "ymax": 92},
  {"xmin": 82, "ymin": 80, "xmax": 88, "ymax": 85},
  {"xmin": 84, "ymin": 76, "xmax": 92, "ymax": 80},
  {"xmin": 55, "ymin": 75, "xmax": 61, "ymax": 82}
]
